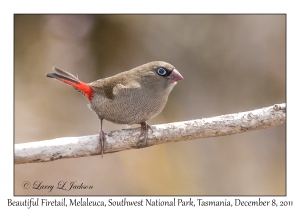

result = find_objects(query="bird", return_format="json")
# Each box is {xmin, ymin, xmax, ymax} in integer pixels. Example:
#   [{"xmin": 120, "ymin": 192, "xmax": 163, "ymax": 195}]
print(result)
[{"xmin": 46, "ymin": 61, "xmax": 183, "ymax": 157}]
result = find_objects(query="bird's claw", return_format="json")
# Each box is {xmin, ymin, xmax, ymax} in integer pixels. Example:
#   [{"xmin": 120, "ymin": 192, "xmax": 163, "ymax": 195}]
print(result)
[
  {"xmin": 140, "ymin": 122, "xmax": 152, "ymax": 145},
  {"xmin": 99, "ymin": 130, "xmax": 106, "ymax": 158}
]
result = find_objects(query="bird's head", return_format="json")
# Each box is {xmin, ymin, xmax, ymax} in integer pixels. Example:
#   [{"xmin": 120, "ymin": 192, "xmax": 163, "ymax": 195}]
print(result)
[{"xmin": 132, "ymin": 61, "xmax": 183, "ymax": 94}]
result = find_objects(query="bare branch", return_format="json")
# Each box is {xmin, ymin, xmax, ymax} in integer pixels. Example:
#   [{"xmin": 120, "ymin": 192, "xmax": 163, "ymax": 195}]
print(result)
[{"xmin": 15, "ymin": 103, "xmax": 286, "ymax": 165}]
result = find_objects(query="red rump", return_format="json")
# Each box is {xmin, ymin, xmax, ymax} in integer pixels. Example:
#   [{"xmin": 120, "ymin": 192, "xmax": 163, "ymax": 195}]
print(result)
[{"xmin": 60, "ymin": 79, "xmax": 94, "ymax": 101}]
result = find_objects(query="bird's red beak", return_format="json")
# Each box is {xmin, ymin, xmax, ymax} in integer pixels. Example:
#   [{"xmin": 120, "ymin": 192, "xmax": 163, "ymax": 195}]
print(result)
[{"xmin": 168, "ymin": 69, "xmax": 184, "ymax": 83}]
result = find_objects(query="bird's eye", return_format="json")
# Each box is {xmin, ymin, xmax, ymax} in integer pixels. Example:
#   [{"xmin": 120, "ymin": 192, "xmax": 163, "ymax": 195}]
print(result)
[{"xmin": 157, "ymin": 67, "xmax": 167, "ymax": 76}]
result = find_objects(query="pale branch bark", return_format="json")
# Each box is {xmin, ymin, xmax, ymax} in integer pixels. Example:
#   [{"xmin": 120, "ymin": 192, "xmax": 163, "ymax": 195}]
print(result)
[{"xmin": 15, "ymin": 103, "xmax": 286, "ymax": 165}]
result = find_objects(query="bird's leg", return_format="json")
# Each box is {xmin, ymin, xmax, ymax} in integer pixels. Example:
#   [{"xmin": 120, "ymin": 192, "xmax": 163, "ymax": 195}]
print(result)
[
  {"xmin": 99, "ymin": 118, "xmax": 105, "ymax": 157},
  {"xmin": 140, "ymin": 121, "xmax": 153, "ymax": 145}
]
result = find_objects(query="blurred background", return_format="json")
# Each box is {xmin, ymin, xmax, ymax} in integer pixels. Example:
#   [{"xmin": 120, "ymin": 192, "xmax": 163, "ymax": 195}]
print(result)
[{"xmin": 14, "ymin": 15, "xmax": 285, "ymax": 195}]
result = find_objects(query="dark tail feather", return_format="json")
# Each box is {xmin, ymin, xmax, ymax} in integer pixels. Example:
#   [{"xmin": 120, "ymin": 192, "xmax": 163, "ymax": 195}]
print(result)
[
  {"xmin": 46, "ymin": 67, "xmax": 94, "ymax": 101},
  {"xmin": 46, "ymin": 67, "xmax": 80, "ymax": 84},
  {"xmin": 52, "ymin": 67, "xmax": 79, "ymax": 81},
  {"xmin": 46, "ymin": 72, "xmax": 80, "ymax": 85}
]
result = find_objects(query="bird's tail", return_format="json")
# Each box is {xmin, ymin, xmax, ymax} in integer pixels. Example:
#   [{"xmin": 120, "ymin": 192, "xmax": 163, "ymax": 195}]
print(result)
[{"xmin": 46, "ymin": 67, "xmax": 94, "ymax": 101}]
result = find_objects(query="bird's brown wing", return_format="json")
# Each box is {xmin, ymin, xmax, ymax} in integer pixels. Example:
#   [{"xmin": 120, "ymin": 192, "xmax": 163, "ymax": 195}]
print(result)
[{"xmin": 89, "ymin": 75, "xmax": 140, "ymax": 100}]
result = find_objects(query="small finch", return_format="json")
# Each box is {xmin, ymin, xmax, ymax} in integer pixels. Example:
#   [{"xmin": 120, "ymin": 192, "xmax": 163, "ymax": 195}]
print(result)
[{"xmin": 46, "ymin": 61, "xmax": 183, "ymax": 157}]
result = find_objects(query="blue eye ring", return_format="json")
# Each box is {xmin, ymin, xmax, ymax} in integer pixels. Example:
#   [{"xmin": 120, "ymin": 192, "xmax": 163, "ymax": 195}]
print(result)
[{"xmin": 157, "ymin": 67, "xmax": 167, "ymax": 76}]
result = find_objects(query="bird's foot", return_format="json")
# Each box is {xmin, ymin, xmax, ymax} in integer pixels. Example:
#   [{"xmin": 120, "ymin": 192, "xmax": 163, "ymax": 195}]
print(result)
[
  {"xmin": 140, "ymin": 122, "xmax": 153, "ymax": 145},
  {"xmin": 99, "ymin": 129, "xmax": 106, "ymax": 158}
]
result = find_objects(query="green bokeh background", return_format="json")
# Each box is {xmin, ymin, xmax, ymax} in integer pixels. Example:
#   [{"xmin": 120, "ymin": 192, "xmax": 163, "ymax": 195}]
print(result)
[{"xmin": 14, "ymin": 14, "xmax": 285, "ymax": 195}]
